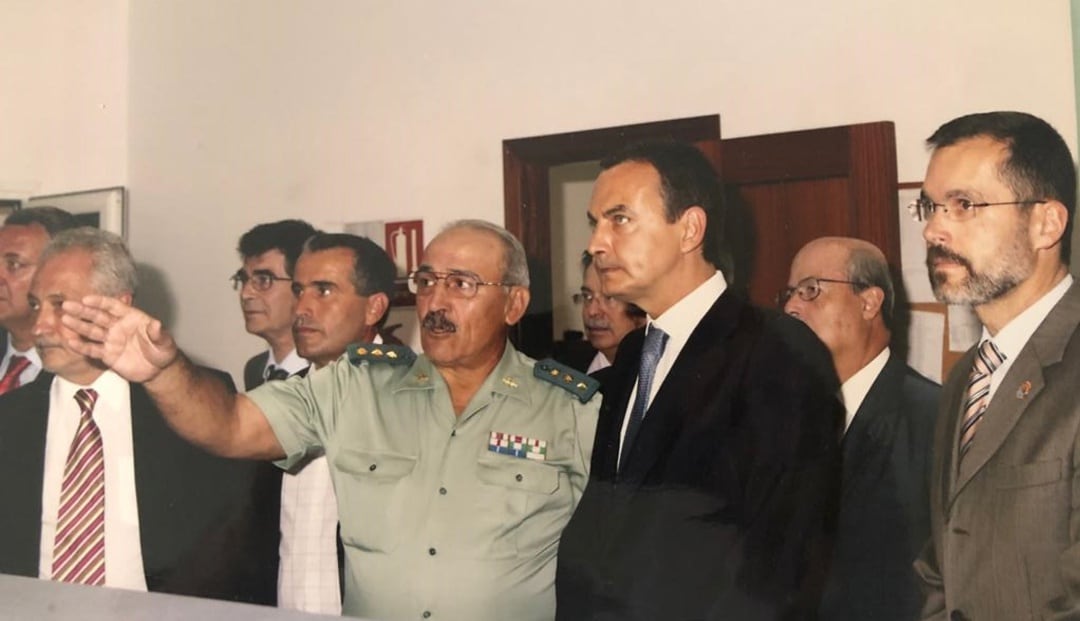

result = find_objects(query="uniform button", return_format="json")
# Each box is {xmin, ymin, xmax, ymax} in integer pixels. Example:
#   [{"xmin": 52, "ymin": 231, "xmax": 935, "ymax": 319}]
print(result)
[
  {"xmin": 369, "ymin": 464, "xmax": 377, "ymax": 471},
  {"xmin": 439, "ymin": 487, "xmax": 447, "ymax": 495},
  {"xmin": 515, "ymin": 473, "xmax": 523, "ymax": 482},
  {"xmin": 422, "ymin": 612, "xmax": 432, "ymax": 619},
  {"xmin": 428, "ymin": 547, "xmax": 437, "ymax": 556},
  {"xmin": 450, "ymin": 430, "xmax": 456, "ymax": 437}
]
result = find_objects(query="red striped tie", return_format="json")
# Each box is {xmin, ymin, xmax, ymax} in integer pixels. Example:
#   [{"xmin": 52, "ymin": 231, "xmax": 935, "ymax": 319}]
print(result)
[
  {"xmin": 0, "ymin": 355, "xmax": 30, "ymax": 395},
  {"xmin": 52, "ymin": 388, "xmax": 105, "ymax": 585}
]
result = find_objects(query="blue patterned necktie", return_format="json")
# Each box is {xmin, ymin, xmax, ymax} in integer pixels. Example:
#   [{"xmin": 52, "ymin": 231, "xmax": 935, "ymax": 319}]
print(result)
[{"xmin": 620, "ymin": 326, "xmax": 669, "ymax": 468}]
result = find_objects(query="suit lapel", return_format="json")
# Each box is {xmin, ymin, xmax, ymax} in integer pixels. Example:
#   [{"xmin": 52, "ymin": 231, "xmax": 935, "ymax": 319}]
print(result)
[
  {"xmin": 841, "ymin": 355, "xmax": 903, "ymax": 498},
  {"xmin": 949, "ymin": 282, "xmax": 1080, "ymax": 505},
  {"xmin": 595, "ymin": 328, "xmax": 642, "ymax": 481}
]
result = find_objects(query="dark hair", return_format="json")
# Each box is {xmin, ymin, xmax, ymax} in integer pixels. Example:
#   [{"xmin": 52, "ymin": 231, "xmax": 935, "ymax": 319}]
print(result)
[
  {"xmin": 927, "ymin": 111, "xmax": 1077, "ymax": 263},
  {"xmin": 237, "ymin": 219, "xmax": 317, "ymax": 276},
  {"xmin": 302, "ymin": 233, "xmax": 396, "ymax": 327},
  {"xmin": 600, "ymin": 141, "xmax": 726, "ymax": 267},
  {"xmin": 5, "ymin": 206, "xmax": 78, "ymax": 236},
  {"xmin": 846, "ymin": 246, "xmax": 895, "ymax": 330},
  {"xmin": 580, "ymin": 250, "xmax": 647, "ymax": 319}
]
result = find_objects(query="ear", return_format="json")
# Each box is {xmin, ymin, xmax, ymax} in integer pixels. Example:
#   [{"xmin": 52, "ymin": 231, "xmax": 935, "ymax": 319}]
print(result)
[
  {"xmin": 1031, "ymin": 199, "xmax": 1069, "ymax": 252},
  {"xmin": 504, "ymin": 286, "xmax": 531, "ymax": 326},
  {"xmin": 364, "ymin": 292, "xmax": 390, "ymax": 328},
  {"xmin": 857, "ymin": 286, "xmax": 885, "ymax": 321},
  {"xmin": 117, "ymin": 292, "xmax": 134, "ymax": 306},
  {"xmin": 678, "ymin": 206, "xmax": 707, "ymax": 254}
]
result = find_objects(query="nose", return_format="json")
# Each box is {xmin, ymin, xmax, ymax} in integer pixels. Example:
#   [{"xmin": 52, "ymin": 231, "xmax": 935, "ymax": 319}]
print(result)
[
  {"xmin": 293, "ymin": 290, "xmax": 314, "ymax": 319},
  {"xmin": 31, "ymin": 304, "xmax": 53, "ymax": 338},
  {"xmin": 584, "ymin": 297, "xmax": 605, "ymax": 318},
  {"xmin": 922, "ymin": 210, "xmax": 949, "ymax": 247},
  {"xmin": 587, "ymin": 221, "xmax": 609, "ymax": 259},
  {"xmin": 783, "ymin": 293, "xmax": 803, "ymax": 318}
]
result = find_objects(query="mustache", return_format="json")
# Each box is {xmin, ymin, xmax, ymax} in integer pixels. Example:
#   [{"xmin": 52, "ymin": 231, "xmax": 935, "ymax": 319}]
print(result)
[
  {"xmin": 926, "ymin": 244, "xmax": 973, "ymax": 272},
  {"xmin": 293, "ymin": 316, "xmax": 317, "ymax": 330},
  {"xmin": 422, "ymin": 310, "xmax": 457, "ymax": 333},
  {"xmin": 584, "ymin": 320, "xmax": 611, "ymax": 331}
]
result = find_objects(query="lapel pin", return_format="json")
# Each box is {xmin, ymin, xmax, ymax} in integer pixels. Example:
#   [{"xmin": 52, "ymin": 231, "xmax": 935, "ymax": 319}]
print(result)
[{"xmin": 1016, "ymin": 380, "xmax": 1032, "ymax": 400}]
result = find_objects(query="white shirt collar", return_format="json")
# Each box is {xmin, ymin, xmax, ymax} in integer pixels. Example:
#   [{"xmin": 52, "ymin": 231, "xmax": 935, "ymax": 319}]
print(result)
[
  {"xmin": 267, "ymin": 348, "xmax": 309, "ymax": 377},
  {"xmin": 650, "ymin": 270, "xmax": 728, "ymax": 360},
  {"xmin": 981, "ymin": 274, "xmax": 1073, "ymax": 401},
  {"xmin": 840, "ymin": 347, "xmax": 890, "ymax": 434}
]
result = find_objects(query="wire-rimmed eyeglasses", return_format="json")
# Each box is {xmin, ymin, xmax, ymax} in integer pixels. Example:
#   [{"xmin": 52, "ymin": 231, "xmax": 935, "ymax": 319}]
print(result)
[
  {"xmin": 776, "ymin": 277, "xmax": 863, "ymax": 307},
  {"xmin": 230, "ymin": 269, "xmax": 292, "ymax": 292},
  {"xmin": 907, "ymin": 196, "xmax": 1046, "ymax": 222},
  {"xmin": 408, "ymin": 270, "xmax": 512, "ymax": 299}
]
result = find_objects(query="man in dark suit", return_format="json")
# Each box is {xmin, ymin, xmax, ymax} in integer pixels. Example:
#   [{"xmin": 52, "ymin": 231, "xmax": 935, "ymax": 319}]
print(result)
[
  {"xmin": 783, "ymin": 236, "xmax": 940, "ymax": 621},
  {"xmin": 0, "ymin": 227, "xmax": 275, "ymax": 603},
  {"xmin": 555, "ymin": 141, "xmax": 843, "ymax": 620},
  {"xmin": 234, "ymin": 219, "xmax": 316, "ymax": 390},
  {"xmin": 0, "ymin": 207, "xmax": 78, "ymax": 395},
  {"xmin": 911, "ymin": 112, "xmax": 1080, "ymax": 620}
]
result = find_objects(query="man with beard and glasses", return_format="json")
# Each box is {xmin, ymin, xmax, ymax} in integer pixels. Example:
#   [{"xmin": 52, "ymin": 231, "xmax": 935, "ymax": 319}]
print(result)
[
  {"xmin": 910, "ymin": 112, "xmax": 1080, "ymax": 621},
  {"xmin": 56, "ymin": 219, "xmax": 600, "ymax": 621}
]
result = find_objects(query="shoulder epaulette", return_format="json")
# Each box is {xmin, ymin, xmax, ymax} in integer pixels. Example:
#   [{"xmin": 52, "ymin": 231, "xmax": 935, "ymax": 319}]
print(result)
[
  {"xmin": 533, "ymin": 358, "xmax": 600, "ymax": 404},
  {"xmin": 347, "ymin": 342, "xmax": 416, "ymax": 366}
]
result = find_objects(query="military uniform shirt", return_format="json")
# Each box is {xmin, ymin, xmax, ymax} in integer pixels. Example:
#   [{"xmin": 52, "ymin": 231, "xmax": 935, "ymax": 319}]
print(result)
[{"xmin": 249, "ymin": 342, "xmax": 599, "ymax": 621}]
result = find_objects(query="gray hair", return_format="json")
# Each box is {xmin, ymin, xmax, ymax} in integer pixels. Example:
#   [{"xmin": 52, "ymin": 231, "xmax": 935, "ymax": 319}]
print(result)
[
  {"xmin": 846, "ymin": 245, "xmax": 894, "ymax": 329},
  {"xmin": 441, "ymin": 219, "xmax": 530, "ymax": 288},
  {"xmin": 40, "ymin": 227, "xmax": 138, "ymax": 296}
]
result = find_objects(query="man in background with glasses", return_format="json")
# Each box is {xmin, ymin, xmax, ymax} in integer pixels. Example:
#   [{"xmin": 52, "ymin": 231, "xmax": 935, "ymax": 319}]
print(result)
[
  {"xmin": 783, "ymin": 236, "xmax": 939, "ymax": 621},
  {"xmin": 564, "ymin": 251, "xmax": 646, "ymax": 374},
  {"xmin": 910, "ymin": 112, "xmax": 1079, "ymax": 620},
  {"xmin": 0, "ymin": 206, "xmax": 77, "ymax": 396},
  {"xmin": 59, "ymin": 219, "xmax": 599, "ymax": 621},
  {"xmin": 233, "ymin": 219, "xmax": 316, "ymax": 390}
]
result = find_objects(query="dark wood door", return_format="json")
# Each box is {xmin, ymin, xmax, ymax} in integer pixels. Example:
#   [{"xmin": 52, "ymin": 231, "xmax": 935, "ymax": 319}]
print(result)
[{"xmin": 503, "ymin": 118, "xmax": 898, "ymax": 359}]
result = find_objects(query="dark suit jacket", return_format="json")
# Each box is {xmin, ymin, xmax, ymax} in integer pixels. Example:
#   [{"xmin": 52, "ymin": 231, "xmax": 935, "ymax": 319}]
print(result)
[
  {"xmin": 820, "ymin": 354, "xmax": 939, "ymax": 621},
  {"xmin": 556, "ymin": 290, "xmax": 843, "ymax": 621},
  {"xmin": 244, "ymin": 351, "xmax": 270, "ymax": 392},
  {"xmin": 0, "ymin": 371, "xmax": 278, "ymax": 604},
  {"xmin": 915, "ymin": 282, "xmax": 1080, "ymax": 620}
]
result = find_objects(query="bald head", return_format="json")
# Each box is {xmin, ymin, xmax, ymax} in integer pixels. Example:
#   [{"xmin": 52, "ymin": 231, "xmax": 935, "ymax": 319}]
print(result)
[{"xmin": 783, "ymin": 237, "xmax": 893, "ymax": 383}]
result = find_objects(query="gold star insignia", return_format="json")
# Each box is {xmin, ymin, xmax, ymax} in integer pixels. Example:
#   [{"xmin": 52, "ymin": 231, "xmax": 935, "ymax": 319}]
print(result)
[
  {"xmin": 355, "ymin": 347, "xmax": 368, "ymax": 355},
  {"xmin": 372, "ymin": 349, "xmax": 384, "ymax": 357},
  {"xmin": 502, "ymin": 376, "xmax": 519, "ymax": 389},
  {"xmin": 415, "ymin": 372, "xmax": 429, "ymax": 383}
]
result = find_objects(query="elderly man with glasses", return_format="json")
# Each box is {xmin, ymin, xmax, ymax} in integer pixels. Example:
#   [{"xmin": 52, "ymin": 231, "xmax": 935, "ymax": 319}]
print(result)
[
  {"xmin": 783, "ymin": 236, "xmax": 940, "ymax": 621},
  {"xmin": 60, "ymin": 219, "xmax": 600, "ymax": 621}
]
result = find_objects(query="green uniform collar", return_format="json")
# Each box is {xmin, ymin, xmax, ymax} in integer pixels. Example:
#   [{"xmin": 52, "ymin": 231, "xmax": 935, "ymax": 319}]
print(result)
[{"xmin": 390, "ymin": 341, "xmax": 533, "ymax": 407}]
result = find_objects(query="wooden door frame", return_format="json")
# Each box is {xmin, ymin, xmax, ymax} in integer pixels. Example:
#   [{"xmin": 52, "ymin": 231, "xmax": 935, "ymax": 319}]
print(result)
[{"xmin": 502, "ymin": 115, "xmax": 722, "ymax": 357}]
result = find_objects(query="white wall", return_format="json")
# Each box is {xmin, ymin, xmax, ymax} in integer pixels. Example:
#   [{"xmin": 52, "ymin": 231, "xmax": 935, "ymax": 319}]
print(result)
[
  {"xmin": 0, "ymin": 0, "xmax": 127, "ymax": 197},
  {"xmin": 8, "ymin": 0, "xmax": 1074, "ymax": 383}
]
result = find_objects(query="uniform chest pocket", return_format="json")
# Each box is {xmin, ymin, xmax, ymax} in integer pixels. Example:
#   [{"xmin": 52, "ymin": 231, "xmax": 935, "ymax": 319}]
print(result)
[
  {"xmin": 333, "ymin": 449, "xmax": 417, "ymax": 553},
  {"xmin": 472, "ymin": 453, "xmax": 565, "ymax": 559},
  {"xmin": 994, "ymin": 459, "xmax": 1063, "ymax": 489}
]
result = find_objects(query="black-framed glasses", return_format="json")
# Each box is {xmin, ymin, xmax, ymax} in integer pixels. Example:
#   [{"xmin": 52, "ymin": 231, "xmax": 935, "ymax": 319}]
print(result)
[
  {"xmin": 230, "ymin": 269, "xmax": 292, "ymax": 292},
  {"xmin": 907, "ymin": 196, "xmax": 1046, "ymax": 222},
  {"xmin": 572, "ymin": 290, "xmax": 620, "ymax": 307},
  {"xmin": 777, "ymin": 277, "xmax": 863, "ymax": 306},
  {"xmin": 408, "ymin": 270, "xmax": 512, "ymax": 299}
]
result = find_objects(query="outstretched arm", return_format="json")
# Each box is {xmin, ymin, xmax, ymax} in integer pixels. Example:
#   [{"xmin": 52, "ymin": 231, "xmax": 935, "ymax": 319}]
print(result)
[{"xmin": 62, "ymin": 295, "xmax": 284, "ymax": 459}]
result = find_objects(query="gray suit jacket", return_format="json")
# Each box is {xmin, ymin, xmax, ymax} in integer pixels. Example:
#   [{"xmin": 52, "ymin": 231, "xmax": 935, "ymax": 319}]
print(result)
[{"xmin": 915, "ymin": 281, "xmax": 1080, "ymax": 621}]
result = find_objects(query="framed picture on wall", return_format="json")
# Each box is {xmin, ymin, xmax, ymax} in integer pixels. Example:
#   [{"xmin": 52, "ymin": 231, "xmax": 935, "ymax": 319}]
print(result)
[{"xmin": 25, "ymin": 186, "xmax": 126, "ymax": 239}]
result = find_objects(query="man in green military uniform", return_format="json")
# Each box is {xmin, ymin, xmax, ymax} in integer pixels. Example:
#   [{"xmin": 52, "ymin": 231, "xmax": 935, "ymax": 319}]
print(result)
[{"xmin": 60, "ymin": 220, "xmax": 600, "ymax": 621}]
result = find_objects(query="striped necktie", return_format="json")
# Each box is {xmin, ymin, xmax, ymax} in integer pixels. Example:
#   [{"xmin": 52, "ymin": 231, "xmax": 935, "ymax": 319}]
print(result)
[
  {"xmin": 0, "ymin": 355, "xmax": 30, "ymax": 395},
  {"xmin": 53, "ymin": 388, "xmax": 106, "ymax": 585},
  {"xmin": 959, "ymin": 339, "xmax": 1005, "ymax": 460}
]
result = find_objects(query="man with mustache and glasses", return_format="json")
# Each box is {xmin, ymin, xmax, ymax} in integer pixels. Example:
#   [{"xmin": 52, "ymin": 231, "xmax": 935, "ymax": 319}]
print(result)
[
  {"xmin": 575, "ymin": 252, "xmax": 646, "ymax": 374},
  {"xmin": 910, "ymin": 112, "xmax": 1080, "ymax": 621},
  {"xmin": 58, "ymin": 219, "xmax": 600, "ymax": 621}
]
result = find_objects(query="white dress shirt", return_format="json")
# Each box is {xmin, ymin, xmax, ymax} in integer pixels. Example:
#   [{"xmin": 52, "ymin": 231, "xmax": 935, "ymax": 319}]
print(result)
[
  {"xmin": 839, "ymin": 347, "xmax": 890, "ymax": 434},
  {"xmin": 263, "ymin": 348, "xmax": 308, "ymax": 380},
  {"xmin": 619, "ymin": 271, "xmax": 727, "ymax": 462},
  {"xmin": 276, "ymin": 339, "xmax": 381, "ymax": 615},
  {"xmin": 981, "ymin": 274, "xmax": 1073, "ymax": 404},
  {"xmin": 38, "ymin": 370, "xmax": 147, "ymax": 591},
  {"xmin": 586, "ymin": 351, "xmax": 612, "ymax": 375},
  {"xmin": 0, "ymin": 341, "xmax": 43, "ymax": 388}
]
